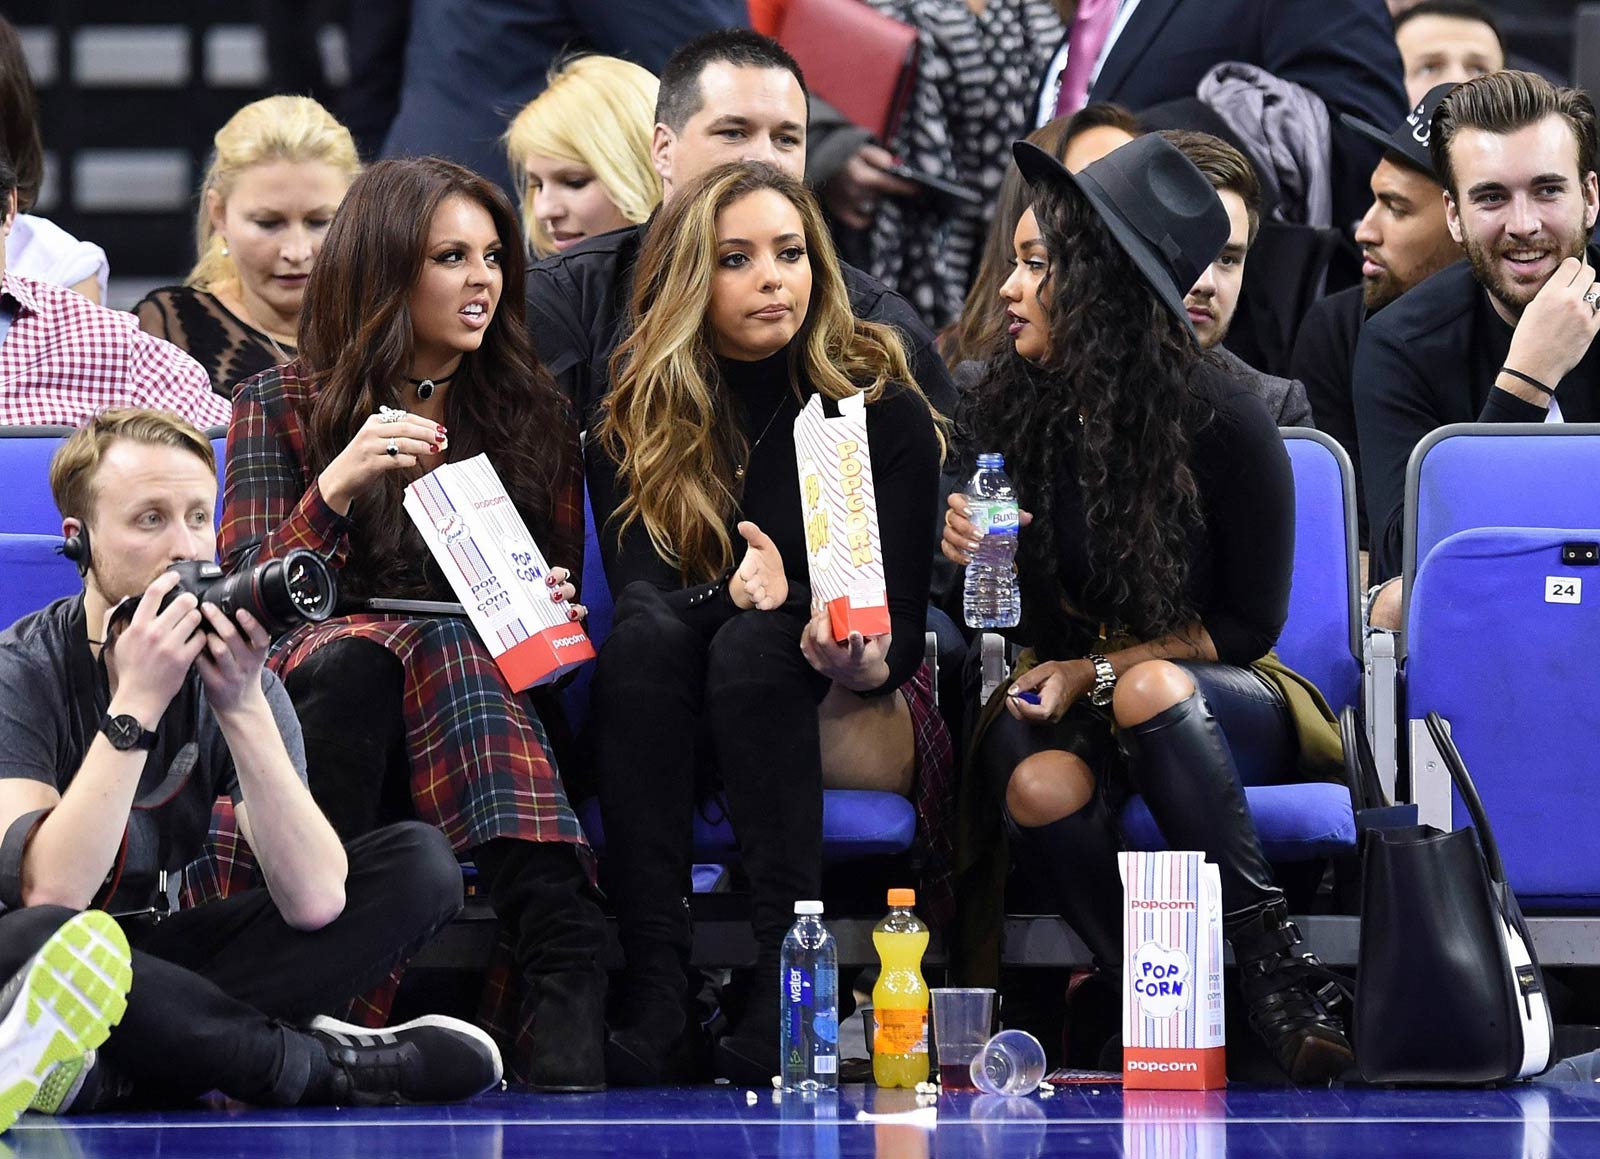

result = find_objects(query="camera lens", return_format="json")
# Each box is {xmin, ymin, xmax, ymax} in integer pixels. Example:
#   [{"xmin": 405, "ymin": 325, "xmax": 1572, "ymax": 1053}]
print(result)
[{"xmin": 210, "ymin": 549, "xmax": 337, "ymax": 635}]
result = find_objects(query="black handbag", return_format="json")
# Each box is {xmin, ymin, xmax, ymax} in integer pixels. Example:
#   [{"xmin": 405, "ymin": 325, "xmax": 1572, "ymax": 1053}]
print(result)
[{"xmin": 1354, "ymin": 712, "xmax": 1554, "ymax": 1084}]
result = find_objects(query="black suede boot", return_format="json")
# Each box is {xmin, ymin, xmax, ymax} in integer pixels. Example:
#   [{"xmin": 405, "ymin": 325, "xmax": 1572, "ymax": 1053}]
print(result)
[
  {"xmin": 475, "ymin": 839, "xmax": 607, "ymax": 1092},
  {"xmin": 1227, "ymin": 900, "xmax": 1353, "ymax": 1084},
  {"xmin": 588, "ymin": 585, "xmax": 706, "ymax": 1085}
]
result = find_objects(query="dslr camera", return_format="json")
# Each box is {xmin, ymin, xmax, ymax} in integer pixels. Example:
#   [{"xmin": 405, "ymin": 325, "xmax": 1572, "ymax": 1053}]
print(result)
[{"xmin": 108, "ymin": 549, "xmax": 337, "ymax": 638}]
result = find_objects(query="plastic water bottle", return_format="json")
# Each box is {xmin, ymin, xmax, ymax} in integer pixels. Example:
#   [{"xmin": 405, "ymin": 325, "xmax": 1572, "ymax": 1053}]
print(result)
[
  {"xmin": 962, "ymin": 452, "xmax": 1021, "ymax": 629},
  {"xmin": 781, "ymin": 901, "xmax": 839, "ymax": 1092}
]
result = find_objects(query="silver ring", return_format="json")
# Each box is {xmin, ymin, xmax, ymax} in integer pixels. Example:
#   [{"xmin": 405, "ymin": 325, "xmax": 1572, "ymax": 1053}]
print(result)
[
  {"xmin": 378, "ymin": 405, "xmax": 406, "ymax": 424},
  {"xmin": 386, "ymin": 438, "xmax": 399, "ymax": 457},
  {"xmin": 1586, "ymin": 289, "xmax": 1600, "ymax": 310}
]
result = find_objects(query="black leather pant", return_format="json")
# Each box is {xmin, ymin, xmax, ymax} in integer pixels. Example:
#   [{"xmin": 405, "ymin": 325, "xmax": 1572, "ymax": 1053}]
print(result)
[{"xmin": 980, "ymin": 660, "xmax": 1297, "ymax": 969}]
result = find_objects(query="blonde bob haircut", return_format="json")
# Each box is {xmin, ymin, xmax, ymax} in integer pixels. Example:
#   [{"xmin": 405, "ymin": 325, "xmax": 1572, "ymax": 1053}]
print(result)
[
  {"xmin": 600, "ymin": 161, "xmax": 945, "ymax": 583},
  {"xmin": 187, "ymin": 95, "xmax": 361, "ymax": 292},
  {"xmin": 504, "ymin": 55, "xmax": 662, "ymax": 256}
]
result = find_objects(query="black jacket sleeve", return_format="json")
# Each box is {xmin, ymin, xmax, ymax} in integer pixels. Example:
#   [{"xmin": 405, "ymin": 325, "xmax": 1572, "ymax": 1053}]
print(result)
[
  {"xmin": 864, "ymin": 386, "xmax": 943, "ymax": 695},
  {"xmin": 1198, "ymin": 391, "xmax": 1294, "ymax": 665},
  {"xmin": 527, "ymin": 261, "xmax": 592, "ymax": 420}
]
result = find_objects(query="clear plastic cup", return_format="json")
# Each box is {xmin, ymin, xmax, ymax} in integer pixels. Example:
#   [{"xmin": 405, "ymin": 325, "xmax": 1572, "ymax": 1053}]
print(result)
[
  {"xmin": 931, "ymin": 987, "xmax": 996, "ymax": 1090},
  {"xmin": 969, "ymin": 1029, "xmax": 1047, "ymax": 1096}
]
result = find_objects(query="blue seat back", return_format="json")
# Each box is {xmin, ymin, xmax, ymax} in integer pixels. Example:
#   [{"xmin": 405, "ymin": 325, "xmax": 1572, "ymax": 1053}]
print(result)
[
  {"xmin": 561, "ymin": 489, "xmax": 616, "ymax": 734},
  {"xmin": 1404, "ymin": 424, "xmax": 1600, "ymax": 649},
  {"xmin": 1281, "ymin": 431, "xmax": 1362, "ymax": 713},
  {"xmin": 0, "ymin": 534, "xmax": 81, "ymax": 629},
  {"xmin": 1408, "ymin": 526, "xmax": 1600, "ymax": 905},
  {"xmin": 0, "ymin": 426, "xmax": 74, "ymax": 534}
]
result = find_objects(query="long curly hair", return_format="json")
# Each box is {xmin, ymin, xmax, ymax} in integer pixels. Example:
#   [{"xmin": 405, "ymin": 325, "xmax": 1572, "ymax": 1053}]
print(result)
[
  {"xmin": 599, "ymin": 161, "xmax": 943, "ymax": 582},
  {"xmin": 296, "ymin": 157, "xmax": 576, "ymax": 599},
  {"xmin": 961, "ymin": 182, "xmax": 1212, "ymax": 641}
]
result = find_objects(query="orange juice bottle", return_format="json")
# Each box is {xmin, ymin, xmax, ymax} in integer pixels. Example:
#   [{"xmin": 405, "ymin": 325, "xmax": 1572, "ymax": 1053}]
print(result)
[{"xmin": 872, "ymin": 888, "xmax": 930, "ymax": 1087}]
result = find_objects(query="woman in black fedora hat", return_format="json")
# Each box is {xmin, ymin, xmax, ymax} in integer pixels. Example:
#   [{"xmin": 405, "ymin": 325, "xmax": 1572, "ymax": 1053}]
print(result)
[{"xmin": 944, "ymin": 134, "xmax": 1350, "ymax": 1083}]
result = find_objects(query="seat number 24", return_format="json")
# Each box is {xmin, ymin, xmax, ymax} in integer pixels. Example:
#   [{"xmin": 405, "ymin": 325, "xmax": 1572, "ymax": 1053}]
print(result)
[{"xmin": 1546, "ymin": 576, "xmax": 1583, "ymax": 604}]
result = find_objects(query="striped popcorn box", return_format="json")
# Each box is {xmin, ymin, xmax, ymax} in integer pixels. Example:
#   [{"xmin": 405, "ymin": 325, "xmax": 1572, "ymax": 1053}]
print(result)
[
  {"xmin": 404, "ymin": 453, "xmax": 595, "ymax": 691},
  {"xmin": 1118, "ymin": 851, "xmax": 1227, "ymax": 1090},
  {"xmin": 793, "ymin": 391, "xmax": 890, "ymax": 642}
]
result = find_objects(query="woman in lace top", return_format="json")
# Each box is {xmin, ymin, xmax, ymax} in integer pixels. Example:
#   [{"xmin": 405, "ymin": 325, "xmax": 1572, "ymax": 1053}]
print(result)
[{"xmin": 135, "ymin": 96, "xmax": 360, "ymax": 396}]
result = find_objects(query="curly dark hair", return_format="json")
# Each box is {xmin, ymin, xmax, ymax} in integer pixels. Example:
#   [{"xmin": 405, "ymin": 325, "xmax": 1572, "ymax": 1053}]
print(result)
[{"xmin": 960, "ymin": 183, "xmax": 1213, "ymax": 642}]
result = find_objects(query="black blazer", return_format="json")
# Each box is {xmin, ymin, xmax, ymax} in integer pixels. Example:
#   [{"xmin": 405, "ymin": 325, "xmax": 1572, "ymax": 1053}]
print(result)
[{"xmin": 1055, "ymin": 0, "xmax": 1407, "ymax": 229}]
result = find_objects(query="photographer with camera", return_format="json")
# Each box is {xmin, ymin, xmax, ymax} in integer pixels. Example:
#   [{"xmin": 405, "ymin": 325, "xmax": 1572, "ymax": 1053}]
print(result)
[{"xmin": 0, "ymin": 408, "xmax": 502, "ymax": 1122}]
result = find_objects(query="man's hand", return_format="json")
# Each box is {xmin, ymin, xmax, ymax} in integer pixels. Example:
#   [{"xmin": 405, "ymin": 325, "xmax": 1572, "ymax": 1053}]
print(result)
[
  {"xmin": 103, "ymin": 571, "xmax": 207, "ymax": 725},
  {"xmin": 1005, "ymin": 659, "xmax": 1095, "ymax": 724},
  {"xmin": 195, "ymin": 604, "xmax": 272, "ymax": 717},
  {"xmin": 1503, "ymin": 256, "xmax": 1600, "ymax": 392},
  {"xmin": 800, "ymin": 609, "xmax": 891, "ymax": 692},
  {"xmin": 941, "ymin": 492, "xmax": 1035, "ymax": 566},
  {"xmin": 822, "ymin": 144, "xmax": 919, "ymax": 230},
  {"xmin": 729, "ymin": 521, "xmax": 789, "ymax": 611}
]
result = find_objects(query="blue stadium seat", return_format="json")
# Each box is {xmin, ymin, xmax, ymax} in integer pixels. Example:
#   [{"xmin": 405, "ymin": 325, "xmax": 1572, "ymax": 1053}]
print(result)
[
  {"xmin": 565, "ymin": 489, "xmax": 918, "ymax": 865},
  {"xmin": 0, "ymin": 534, "xmax": 81, "ymax": 628},
  {"xmin": 1118, "ymin": 429, "xmax": 1359, "ymax": 861},
  {"xmin": 1401, "ymin": 423, "xmax": 1600, "ymax": 646},
  {"xmin": 1406, "ymin": 526, "xmax": 1600, "ymax": 907},
  {"xmin": 0, "ymin": 426, "xmax": 74, "ymax": 534}
]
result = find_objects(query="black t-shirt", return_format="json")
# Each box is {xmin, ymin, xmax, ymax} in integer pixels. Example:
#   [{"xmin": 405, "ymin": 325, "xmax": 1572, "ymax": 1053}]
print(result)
[
  {"xmin": 584, "ymin": 349, "xmax": 941, "ymax": 697},
  {"xmin": 1352, "ymin": 251, "xmax": 1600, "ymax": 580},
  {"xmin": 0, "ymin": 595, "xmax": 307, "ymax": 911},
  {"xmin": 1036, "ymin": 363, "xmax": 1294, "ymax": 667},
  {"xmin": 1290, "ymin": 283, "xmax": 1369, "ymax": 544},
  {"xmin": 527, "ymin": 223, "xmax": 959, "ymax": 432}
]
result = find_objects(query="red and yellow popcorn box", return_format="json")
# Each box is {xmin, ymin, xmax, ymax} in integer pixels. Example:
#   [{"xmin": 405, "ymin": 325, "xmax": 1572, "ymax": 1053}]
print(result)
[
  {"xmin": 404, "ymin": 454, "xmax": 595, "ymax": 691},
  {"xmin": 793, "ymin": 391, "xmax": 890, "ymax": 642},
  {"xmin": 1119, "ymin": 851, "xmax": 1227, "ymax": 1090}
]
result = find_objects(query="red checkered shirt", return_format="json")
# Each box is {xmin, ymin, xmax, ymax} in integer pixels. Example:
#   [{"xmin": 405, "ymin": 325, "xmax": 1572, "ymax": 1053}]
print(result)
[{"xmin": 0, "ymin": 272, "xmax": 230, "ymax": 429}]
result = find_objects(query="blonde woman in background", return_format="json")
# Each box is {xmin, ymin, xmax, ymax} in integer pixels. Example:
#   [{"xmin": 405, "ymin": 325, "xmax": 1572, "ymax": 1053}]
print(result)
[
  {"xmin": 136, "ymin": 96, "xmax": 360, "ymax": 396},
  {"xmin": 504, "ymin": 56, "xmax": 661, "ymax": 256}
]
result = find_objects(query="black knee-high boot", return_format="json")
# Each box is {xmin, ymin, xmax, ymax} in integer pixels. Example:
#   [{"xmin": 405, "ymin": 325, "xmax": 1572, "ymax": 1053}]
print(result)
[
  {"xmin": 474, "ymin": 839, "xmax": 608, "ymax": 1092},
  {"xmin": 1121, "ymin": 691, "xmax": 1353, "ymax": 1084},
  {"xmin": 1008, "ymin": 799, "xmax": 1126, "ymax": 973},
  {"xmin": 589, "ymin": 584, "xmax": 705, "ymax": 1084},
  {"xmin": 703, "ymin": 609, "xmax": 825, "ymax": 1084}
]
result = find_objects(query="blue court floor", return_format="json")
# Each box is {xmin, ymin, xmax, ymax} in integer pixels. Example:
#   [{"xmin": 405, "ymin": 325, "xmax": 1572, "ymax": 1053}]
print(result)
[{"xmin": 6, "ymin": 1083, "xmax": 1600, "ymax": 1158}]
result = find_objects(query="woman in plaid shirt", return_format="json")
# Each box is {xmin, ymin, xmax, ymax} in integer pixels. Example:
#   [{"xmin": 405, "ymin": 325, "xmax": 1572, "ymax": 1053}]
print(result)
[{"xmin": 218, "ymin": 158, "xmax": 606, "ymax": 1092}]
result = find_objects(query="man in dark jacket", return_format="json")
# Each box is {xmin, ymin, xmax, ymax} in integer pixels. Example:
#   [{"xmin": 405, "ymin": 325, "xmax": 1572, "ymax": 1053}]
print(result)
[
  {"xmin": 526, "ymin": 29, "xmax": 956, "ymax": 433},
  {"xmin": 1289, "ymin": 82, "xmax": 1462, "ymax": 546}
]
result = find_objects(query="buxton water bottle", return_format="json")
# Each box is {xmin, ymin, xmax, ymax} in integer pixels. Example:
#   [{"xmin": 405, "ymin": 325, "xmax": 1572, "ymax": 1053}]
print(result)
[
  {"xmin": 962, "ymin": 453, "xmax": 1021, "ymax": 628},
  {"xmin": 780, "ymin": 901, "xmax": 839, "ymax": 1092}
]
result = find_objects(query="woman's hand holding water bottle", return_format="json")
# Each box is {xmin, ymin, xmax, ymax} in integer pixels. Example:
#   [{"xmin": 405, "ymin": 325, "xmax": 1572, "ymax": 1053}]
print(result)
[{"xmin": 941, "ymin": 493, "xmax": 1033, "ymax": 565}]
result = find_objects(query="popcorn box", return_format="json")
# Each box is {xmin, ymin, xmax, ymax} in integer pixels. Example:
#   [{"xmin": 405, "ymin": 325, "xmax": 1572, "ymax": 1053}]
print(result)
[
  {"xmin": 793, "ymin": 391, "xmax": 890, "ymax": 641},
  {"xmin": 1119, "ymin": 851, "xmax": 1227, "ymax": 1090},
  {"xmin": 403, "ymin": 453, "xmax": 595, "ymax": 690}
]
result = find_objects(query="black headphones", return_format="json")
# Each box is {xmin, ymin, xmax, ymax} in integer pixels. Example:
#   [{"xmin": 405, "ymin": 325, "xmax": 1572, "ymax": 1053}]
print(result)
[{"xmin": 58, "ymin": 521, "xmax": 91, "ymax": 577}]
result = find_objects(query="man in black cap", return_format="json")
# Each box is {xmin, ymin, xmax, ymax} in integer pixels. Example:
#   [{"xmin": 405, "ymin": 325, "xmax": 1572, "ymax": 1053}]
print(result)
[
  {"xmin": 1353, "ymin": 70, "xmax": 1600, "ymax": 607},
  {"xmin": 1289, "ymin": 82, "xmax": 1462, "ymax": 549}
]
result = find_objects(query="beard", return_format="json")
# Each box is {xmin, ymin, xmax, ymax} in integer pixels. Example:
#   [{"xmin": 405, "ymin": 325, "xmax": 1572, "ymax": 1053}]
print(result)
[
  {"xmin": 1362, "ymin": 267, "xmax": 1405, "ymax": 311},
  {"xmin": 1461, "ymin": 218, "xmax": 1590, "ymax": 316}
]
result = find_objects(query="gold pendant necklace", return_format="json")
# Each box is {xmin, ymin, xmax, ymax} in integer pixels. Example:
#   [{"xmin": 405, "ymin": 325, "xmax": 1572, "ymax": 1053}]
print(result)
[{"xmin": 734, "ymin": 394, "xmax": 790, "ymax": 481}]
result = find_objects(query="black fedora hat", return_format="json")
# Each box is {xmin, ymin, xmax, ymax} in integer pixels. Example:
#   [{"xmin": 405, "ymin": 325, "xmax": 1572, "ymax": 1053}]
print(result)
[
  {"xmin": 1340, "ymin": 81, "xmax": 1455, "ymax": 184},
  {"xmin": 1013, "ymin": 134, "xmax": 1229, "ymax": 338}
]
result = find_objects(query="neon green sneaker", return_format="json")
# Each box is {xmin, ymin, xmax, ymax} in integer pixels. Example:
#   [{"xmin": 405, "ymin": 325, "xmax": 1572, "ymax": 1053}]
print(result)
[
  {"xmin": 0, "ymin": 912, "xmax": 132, "ymax": 1134},
  {"xmin": 28, "ymin": 1050, "xmax": 95, "ymax": 1116}
]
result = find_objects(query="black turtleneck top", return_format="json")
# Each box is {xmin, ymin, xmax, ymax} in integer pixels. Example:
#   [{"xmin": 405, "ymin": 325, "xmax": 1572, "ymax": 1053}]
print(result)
[{"xmin": 584, "ymin": 348, "xmax": 941, "ymax": 696}]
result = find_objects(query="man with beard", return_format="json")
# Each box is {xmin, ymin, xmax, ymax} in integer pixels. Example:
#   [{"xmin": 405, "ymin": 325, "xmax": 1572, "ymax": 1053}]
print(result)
[
  {"xmin": 1290, "ymin": 82, "xmax": 1461, "ymax": 547},
  {"xmin": 1353, "ymin": 70, "xmax": 1600, "ymax": 614}
]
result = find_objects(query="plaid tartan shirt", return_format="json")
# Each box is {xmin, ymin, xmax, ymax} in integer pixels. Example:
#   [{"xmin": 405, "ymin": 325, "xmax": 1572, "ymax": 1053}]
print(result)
[{"xmin": 0, "ymin": 273, "xmax": 229, "ymax": 429}]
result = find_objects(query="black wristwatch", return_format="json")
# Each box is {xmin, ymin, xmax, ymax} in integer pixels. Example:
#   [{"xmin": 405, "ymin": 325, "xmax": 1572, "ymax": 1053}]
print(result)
[{"xmin": 99, "ymin": 712, "xmax": 158, "ymax": 752}]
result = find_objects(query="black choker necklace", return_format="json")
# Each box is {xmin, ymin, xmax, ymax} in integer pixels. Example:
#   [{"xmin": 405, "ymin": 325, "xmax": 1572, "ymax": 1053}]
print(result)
[{"xmin": 406, "ymin": 370, "xmax": 457, "ymax": 401}]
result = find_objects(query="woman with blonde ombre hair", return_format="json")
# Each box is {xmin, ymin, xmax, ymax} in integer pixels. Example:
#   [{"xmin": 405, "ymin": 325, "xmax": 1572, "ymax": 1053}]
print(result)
[
  {"xmin": 136, "ymin": 95, "xmax": 360, "ymax": 395},
  {"xmin": 584, "ymin": 160, "xmax": 952, "ymax": 1086},
  {"xmin": 504, "ymin": 55, "xmax": 661, "ymax": 256}
]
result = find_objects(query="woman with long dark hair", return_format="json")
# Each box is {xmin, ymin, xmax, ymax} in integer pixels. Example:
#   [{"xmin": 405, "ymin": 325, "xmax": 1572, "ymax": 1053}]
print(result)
[
  {"xmin": 945, "ymin": 136, "xmax": 1349, "ymax": 1083},
  {"xmin": 218, "ymin": 157, "xmax": 606, "ymax": 1092},
  {"xmin": 587, "ymin": 161, "xmax": 952, "ymax": 1086}
]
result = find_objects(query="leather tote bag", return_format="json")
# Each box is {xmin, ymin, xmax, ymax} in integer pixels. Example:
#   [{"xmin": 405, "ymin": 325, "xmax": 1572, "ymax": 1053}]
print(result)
[{"xmin": 1354, "ymin": 712, "xmax": 1554, "ymax": 1084}]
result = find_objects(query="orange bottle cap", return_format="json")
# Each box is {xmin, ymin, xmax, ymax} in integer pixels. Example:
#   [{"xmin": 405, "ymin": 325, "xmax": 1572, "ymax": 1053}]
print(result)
[{"xmin": 887, "ymin": 888, "xmax": 916, "ymax": 907}]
